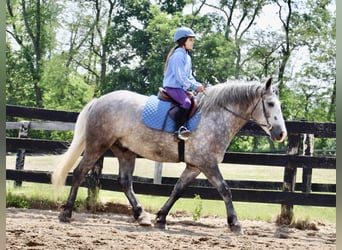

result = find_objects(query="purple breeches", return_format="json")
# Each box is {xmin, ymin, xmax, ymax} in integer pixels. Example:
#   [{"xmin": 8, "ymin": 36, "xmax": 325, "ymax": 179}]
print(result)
[{"xmin": 164, "ymin": 87, "xmax": 191, "ymax": 109}]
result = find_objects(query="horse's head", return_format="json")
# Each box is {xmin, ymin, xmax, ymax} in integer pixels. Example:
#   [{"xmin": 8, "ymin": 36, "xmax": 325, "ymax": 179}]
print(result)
[{"xmin": 252, "ymin": 78, "xmax": 287, "ymax": 142}]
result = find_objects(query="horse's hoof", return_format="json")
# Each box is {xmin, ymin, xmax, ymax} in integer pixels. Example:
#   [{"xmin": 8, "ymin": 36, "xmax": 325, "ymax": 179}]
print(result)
[
  {"xmin": 137, "ymin": 211, "xmax": 153, "ymax": 227},
  {"xmin": 58, "ymin": 211, "xmax": 71, "ymax": 223},
  {"xmin": 154, "ymin": 221, "xmax": 167, "ymax": 230},
  {"xmin": 138, "ymin": 219, "xmax": 153, "ymax": 227},
  {"xmin": 137, "ymin": 216, "xmax": 153, "ymax": 227},
  {"xmin": 230, "ymin": 223, "xmax": 243, "ymax": 235}
]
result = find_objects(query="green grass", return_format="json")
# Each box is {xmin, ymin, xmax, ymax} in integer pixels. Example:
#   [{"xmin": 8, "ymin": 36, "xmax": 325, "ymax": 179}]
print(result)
[
  {"xmin": 6, "ymin": 181, "xmax": 336, "ymax": 224},
  {"xmin": 6, "ymin": 181, "xmax": 89, "ymax": 211},
  {"xmin": 6, "ymin": 155, "xmax": 336, "ymax": 224},
  {"xmin": 6, "ymin": 156, "xmax": 336, "ymax": 184},
  {"xmin": 99, "ymin": 188, "xmax": 336, "ymax": 223}
]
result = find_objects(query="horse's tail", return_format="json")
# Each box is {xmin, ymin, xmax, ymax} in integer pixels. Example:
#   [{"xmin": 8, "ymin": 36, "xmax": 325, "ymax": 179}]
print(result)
[{"xmin": 51, "ymin": 98, "xmax": 97, "ymax": 195}]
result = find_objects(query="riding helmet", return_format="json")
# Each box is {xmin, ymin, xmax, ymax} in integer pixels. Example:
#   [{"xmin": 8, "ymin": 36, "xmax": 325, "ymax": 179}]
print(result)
[{"xmin": 174, "ymin": 27, "xmax": 196, "ymax": 42}]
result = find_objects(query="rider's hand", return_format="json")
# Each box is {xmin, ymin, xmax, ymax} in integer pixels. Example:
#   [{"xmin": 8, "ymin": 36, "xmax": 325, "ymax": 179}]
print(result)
[{"xmin": 197, "ymin": 85, "xmax": 205, "ymax": 92}]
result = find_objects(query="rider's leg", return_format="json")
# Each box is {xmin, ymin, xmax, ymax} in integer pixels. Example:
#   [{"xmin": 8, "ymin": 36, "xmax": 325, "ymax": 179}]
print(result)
[
  {"xmin": 174, "ymin": 107, "xmax": 191, "ymax": 140},
  {"xmin": 164, "ymin": 87, "xmax": 192, "ymax": 140}
]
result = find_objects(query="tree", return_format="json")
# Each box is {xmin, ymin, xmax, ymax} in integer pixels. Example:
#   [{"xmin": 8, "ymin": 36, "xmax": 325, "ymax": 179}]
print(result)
[
  {"xmin": 56, "ymin": 0, "xmax": 117, "ymax": 98},
  {"xmin": 281, "ymin": 0, "xmax": 335, "ymax": 122},
  {"xmin": 104, "ymin": 0, "xmax": 153, "ymax": 94},
  {"xmin": 158, "ymin": 0, "xmax": 187, "ymax": 14},
  {"xmin": 198, "ymin": 0, "xmax": 267, "ymax": 79},
  {"xmin": 6, "ymin": 43, "xmax": 36, "ymax": 107},
  {"xmin": 6, "ymin": 0, "xmax": 61, "ymax": 107},
  {"xmin": 195, "ymin": 32, "xmax": 235, "ymax": 84},
  {"xmin": 243, "ymin": 30, "xmax": 282, "ymax": 80},
  {"xmin": 6, "ymin": 0, "xmax": 335, "ymax": 153},
  {"xmin": 40, "ymin": 54, "xmax": 93, "ymax": 111},
  {"xmin": 275, "ymin": 0, "xmax": 293, "ymax": 88}
]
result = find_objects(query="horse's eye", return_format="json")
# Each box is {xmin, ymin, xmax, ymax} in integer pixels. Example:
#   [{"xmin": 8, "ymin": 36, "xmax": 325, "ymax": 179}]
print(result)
[{"xmin": 268, "ymin": 102, "xmax": 274, "ymax": 107}]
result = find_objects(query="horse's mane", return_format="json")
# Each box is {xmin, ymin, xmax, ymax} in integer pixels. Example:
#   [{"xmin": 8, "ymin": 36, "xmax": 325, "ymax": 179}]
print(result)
[{"xmin": 199, "ymin": 80, "xmax": 264, "ymax": 113}]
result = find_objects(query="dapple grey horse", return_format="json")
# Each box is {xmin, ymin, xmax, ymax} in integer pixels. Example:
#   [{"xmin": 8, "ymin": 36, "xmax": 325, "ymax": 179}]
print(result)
[{"xmin": 52, "ymin": 78, "xmax": 287, "ymax": 234}]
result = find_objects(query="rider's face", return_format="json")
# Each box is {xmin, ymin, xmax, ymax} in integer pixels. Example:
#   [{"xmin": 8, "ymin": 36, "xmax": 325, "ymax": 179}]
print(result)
[{"xmin": 184, "ymin": 37, "xmax": 195, "ymax": 50}]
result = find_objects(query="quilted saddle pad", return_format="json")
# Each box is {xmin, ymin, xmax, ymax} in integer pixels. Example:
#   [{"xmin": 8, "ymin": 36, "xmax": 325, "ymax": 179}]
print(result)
[{"xmin": 141, "ymin": 95, "xmax": 201, "ymax": 133}]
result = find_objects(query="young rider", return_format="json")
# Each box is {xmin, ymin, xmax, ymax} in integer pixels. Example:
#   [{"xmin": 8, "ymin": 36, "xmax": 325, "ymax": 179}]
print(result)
[{"xmin": 163, "ymin": 27, "xmax": 204, "ymax": 141}]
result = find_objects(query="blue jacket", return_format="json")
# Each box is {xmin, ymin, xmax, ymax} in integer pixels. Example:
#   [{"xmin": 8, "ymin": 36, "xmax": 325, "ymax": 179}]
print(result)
[{"xmin": 163, "ymin": 47, "xmax": 202, "ymax": 91}]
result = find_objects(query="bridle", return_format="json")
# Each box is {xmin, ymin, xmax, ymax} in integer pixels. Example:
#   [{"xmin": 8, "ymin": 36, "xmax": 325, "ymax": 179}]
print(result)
[{"xmin": 222, "ymin": 93, "xmax": 273, "ymax": 130}]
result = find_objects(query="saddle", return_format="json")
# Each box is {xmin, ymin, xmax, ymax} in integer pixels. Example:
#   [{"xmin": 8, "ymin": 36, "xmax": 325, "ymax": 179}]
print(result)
[{"xmin": 157, "ymin": 88, "xmax": 199, "ymax": 119}]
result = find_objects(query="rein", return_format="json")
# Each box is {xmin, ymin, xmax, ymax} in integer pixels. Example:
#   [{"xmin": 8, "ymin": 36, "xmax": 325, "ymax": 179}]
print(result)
[
  {"xmin": 222, "ymin": 96, "xmax": 272, "ymax": 130},
  {"xmin": 200, "ymin": 88, "xmax": 272, "ymax": 130}
]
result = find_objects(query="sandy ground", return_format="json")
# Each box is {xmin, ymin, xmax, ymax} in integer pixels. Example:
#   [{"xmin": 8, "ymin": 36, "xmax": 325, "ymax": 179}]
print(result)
[{"xmin": 6, "ymin": 207, "xmax": 336, "ymax": 250}]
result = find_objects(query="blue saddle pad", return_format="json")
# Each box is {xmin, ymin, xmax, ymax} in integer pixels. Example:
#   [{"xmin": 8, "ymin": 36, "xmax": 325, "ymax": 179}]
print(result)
[{"xmin": 142, "ymin": 95, "xmax": 201, "ymax": 133}]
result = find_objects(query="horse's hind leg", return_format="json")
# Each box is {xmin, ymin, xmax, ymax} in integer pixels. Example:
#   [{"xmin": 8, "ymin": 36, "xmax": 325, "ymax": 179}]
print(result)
[
  {"xmin": 155, "ymin": 164, "xmax": 201, "ymax": 229},
  {"xmin": 201, "ymin": 164, "xmax": 242, "ymax": 234},
  {"xmin": 59, "ymin": 152, "xmax": 104, "ymax": 222},
  {"xmin": 110, "ymin": 145, "xmax": 153, "ymax": 226}
]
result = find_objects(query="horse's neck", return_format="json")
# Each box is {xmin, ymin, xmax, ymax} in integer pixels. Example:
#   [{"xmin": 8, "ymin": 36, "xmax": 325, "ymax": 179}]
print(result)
[
  {"xmin": 203, "ymin": 107, "xmax": 249, "ymax": 147},
  {"xmin": 218, "ymin": 95, "xmax": 260, "ymax": 138}
]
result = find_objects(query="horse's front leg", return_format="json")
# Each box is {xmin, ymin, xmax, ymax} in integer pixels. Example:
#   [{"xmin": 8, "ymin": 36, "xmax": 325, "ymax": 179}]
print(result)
[
  {"xmin": 201, "ymin": 164, "xmax": 243, "ymax": 234},
  {"xmin": 155, "ymin": 164, "xmax": 201, "ymax": 229}
]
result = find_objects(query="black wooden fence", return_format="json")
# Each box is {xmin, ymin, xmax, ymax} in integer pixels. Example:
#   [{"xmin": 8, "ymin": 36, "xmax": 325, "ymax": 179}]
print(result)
[{"xmin": 5, "ymin": 105, "xmax": 336, "ymax": 222}]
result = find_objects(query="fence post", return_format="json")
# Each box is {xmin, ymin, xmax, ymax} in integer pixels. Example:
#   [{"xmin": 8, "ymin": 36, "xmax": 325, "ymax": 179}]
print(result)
[
  {"xmin": 154, "ymin": 162, "xmax": 163, "ymax": 184},
  {"xmin": 86, "ymin": 155, "xmax": 104, "ymax": 211},
  {"xmin": 302, "ymin": 134, "xmax": 314, "ymax": 193},
  {"xmin": 279, "ymin": 133, "xmax": 301, "ymax": 224},
  {"xmin": 14, "ymin": 121, "xmax": 30, "ymax": 187}
]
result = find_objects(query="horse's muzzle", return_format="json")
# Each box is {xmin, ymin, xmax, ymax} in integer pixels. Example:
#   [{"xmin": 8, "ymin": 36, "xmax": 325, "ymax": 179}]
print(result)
[
  {"xmin": 270, "ymin": 125, "xmax": 287, "ymax": 143},
  {"xmin": 273, "ymin": 131, "xmax": 287, "ymax": 142}
]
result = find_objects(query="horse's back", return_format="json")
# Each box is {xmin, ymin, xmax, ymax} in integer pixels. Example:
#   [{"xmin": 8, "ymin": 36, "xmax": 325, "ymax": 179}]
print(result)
[
  {"xmin": 85, "ymin": 90, "xmax": 148, "ymax": 136},
  {"xmin": 100, "ymin": 90, "xmax": 148, "ymax": 104},
  {"xmin": 93, "ymin": 90, "xmax": 148, "ymax": 113}
]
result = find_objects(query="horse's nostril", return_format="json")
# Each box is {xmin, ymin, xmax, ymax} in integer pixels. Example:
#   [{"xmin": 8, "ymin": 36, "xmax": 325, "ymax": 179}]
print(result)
[
  {"xmin": 272, "ymin": 130, "xmax": 286, "ymax": 142},
  {"xmin": 278, "ymin": 131, "xmax": 287, "ymax": 142}
]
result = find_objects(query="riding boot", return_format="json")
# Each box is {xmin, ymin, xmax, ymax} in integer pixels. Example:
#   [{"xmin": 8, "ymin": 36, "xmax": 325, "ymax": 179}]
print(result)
[{"xmin": 174, "ymin": 107, "xmax": 191, "ymax": 141}]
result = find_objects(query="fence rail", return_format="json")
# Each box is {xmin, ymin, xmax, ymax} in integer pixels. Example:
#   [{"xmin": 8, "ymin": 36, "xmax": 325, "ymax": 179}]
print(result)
[
  {"xmin": 5, "ymin": 138, "xmax": 336, "ymax": 169},
  {"xmin": 6, "ymin": 105, "xmax": 336, "ymax": 220}
]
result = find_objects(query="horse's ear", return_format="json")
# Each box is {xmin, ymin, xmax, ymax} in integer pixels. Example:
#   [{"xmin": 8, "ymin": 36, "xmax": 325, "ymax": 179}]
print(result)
[
  {"xmin": 273, "ymin": 82, "xmax": 280, "ymax": 89},
  {"xmin": 265, "ymin": 78, "xmax": 272, "ymax": 90}
]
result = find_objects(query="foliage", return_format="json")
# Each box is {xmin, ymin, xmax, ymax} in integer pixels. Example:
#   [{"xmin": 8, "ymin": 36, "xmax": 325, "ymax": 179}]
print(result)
[
  {"xmin": 228, "ymin": 136, "xmax": 287, "ymax": 153},
  {"xmin": 40, "ymin": 54, "xmax": 93, "ymax": 111},
  {"xmin": 6, "ymin": 45, "xmax": 36, "ymax": 107},
  {"xmin": 314, "ymin": 138, "xmax": 336, "ymax": 156},
  {"xmin": 5, "ymin": 182, "xmax": 336, "ymax": 223},
  {"xmin": 6, "ymin": 183, "xmax": 88, "ymax": 211},
  {"xmin": 192, "ymin": 194, "xmax": 203, "ymax": 221},
  {"xmin": 195, "ymin": 32, "xmax": 235, "ymax": 84},
  {"xmin": 6, "ymin": 0, "xmax": 336, "ymax": 153},
  {"xmin": 6, "ymin": 191, "xmax": 30, "ymax": 208},
  {"xmin": 6, "ymin": 0, "xmax": 62, "ymax": 107},
  {"xmin": 104, "ymin": 67, "xmax": 150, "ymax": 94}
]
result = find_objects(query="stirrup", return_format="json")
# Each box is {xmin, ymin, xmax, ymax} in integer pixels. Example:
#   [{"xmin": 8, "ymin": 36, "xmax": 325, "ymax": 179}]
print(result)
[{"xmin": 177, "ymin": 126, "xmax": 191, "ymax": 141}]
